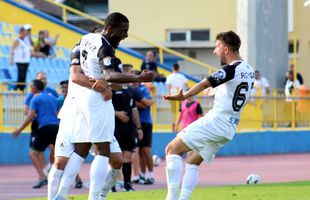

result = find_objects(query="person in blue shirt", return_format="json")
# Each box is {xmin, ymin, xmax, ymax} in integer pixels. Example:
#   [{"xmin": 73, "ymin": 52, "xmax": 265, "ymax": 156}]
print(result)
[
  {"xmin": 57, "ymin": 80, "xmax": 68, "ymax": 108},
  {"xmin": 130, "ymin": 69, "xmax": 156, "ymax": 185},
  {"xmin": 13, "ymin": 79, "xmax": 60, "ymax": 189},
  {"xmin": 23, "ymin": 71, "xmax": 58, "ymax": 189}
]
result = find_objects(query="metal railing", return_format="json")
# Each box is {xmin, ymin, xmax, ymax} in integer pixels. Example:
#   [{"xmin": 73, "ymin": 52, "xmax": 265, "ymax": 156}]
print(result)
[
  {"xmin": 42, "ymin": 0, "xmax": 217, "ymax": 75},
  {"xmin": 1, "ymin": 89, "xmax": 310, "ymax": 132}
]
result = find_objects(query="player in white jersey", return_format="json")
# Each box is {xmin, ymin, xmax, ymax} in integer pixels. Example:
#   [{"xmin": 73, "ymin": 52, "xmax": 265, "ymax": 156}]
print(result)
[
  {"xmin": 54, "ymin": 12, "xmax": 154, "ymax": 200},
  {"xmin": 163, "ymin": 31, "xmax": 255, "ymax": 200},
  {"xmin": 48, "ymin": 40, "xmax": 125, "ymax": 200}
]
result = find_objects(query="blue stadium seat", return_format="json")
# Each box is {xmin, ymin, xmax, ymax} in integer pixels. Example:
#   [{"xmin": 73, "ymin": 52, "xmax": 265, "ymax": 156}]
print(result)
[
  {"xmin": 14, "ymin": 25, "xmax": 20, "ymax": 34},
  {"xmin": 0, "ymin": 57, "xmax": 10, "ymax": 68},
  {"xmin": 29, "ymin": 57, "xmax": 40, "ymax": 69},
  {"xmin": 8, "ymin": 67, "xmax": 17, "ymax": 81},
  {"xmin": 1, "ymin": 45, "xmax": 10, "ymax": 55},
  {"xmin": 37, "ymin": 58, "xmax": 45, "ymax": 69}
]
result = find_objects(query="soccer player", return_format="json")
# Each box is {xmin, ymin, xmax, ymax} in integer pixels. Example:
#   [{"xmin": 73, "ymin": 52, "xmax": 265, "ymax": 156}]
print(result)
[
  {"xmin": 163, "ymin": 31, "xmax": 255, "ymax": 200},
  {"xmin": 54, "ymin": 12, "xmax": 154, "ymax": 200}
]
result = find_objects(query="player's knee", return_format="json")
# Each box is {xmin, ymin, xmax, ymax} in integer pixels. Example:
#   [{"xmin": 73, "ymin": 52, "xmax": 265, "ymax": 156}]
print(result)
[
  {"xmin": 94, "ymin": 142, "xmax": 110, "ymax": 157},
  {"xmin": 74, "ymin": 143, "xmax": 92, "ymax": 158},
  {"xmin": 29, "ymin": 150, "xmax": 39, "ymax": 158},
  {"xmin": 53, "ymin": 157, "xmax": 68, "ymax": 170},
  {"xmin": 165, "ymin": 143, "xmax": 173, "ymax": 155},
  {"xmin": 110, "ymin": 157, "xmax": 123, "ymax": 169}
]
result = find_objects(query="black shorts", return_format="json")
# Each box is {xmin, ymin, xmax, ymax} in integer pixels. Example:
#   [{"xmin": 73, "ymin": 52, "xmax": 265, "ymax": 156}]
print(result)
[
  {"xmin": 114, "ymin": 122, "xmax": 137, "ymax": 152},
  {"xmin": 138, "ymin": 122, "xmax": 153, "ymax": 148},
  {"xmin": 29, "ymin": 119, "xmax": 39, "ymax": 148},
  {"xmin": 32, "ymin": 124, "xmax": 59, "ymax": 152}
]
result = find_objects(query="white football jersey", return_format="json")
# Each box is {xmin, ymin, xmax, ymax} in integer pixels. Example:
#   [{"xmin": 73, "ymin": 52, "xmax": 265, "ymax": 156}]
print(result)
[
  {"xmin": 79, "ymin": 33, "xmax": 107, "ymax": 79},
  {"xmin": 206, "ymin": 60, "xmax": 255, "ymax": 129}
]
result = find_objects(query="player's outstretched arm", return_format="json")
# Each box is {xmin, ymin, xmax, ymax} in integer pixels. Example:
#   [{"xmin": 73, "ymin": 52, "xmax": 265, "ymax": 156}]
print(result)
[
  {"xmin": 104, "ymin": 69, "xmax": 155, "ymax": 83},
  {"xmin": 164, "ymin": 78, "xmax": 211, "ymax": 101}
]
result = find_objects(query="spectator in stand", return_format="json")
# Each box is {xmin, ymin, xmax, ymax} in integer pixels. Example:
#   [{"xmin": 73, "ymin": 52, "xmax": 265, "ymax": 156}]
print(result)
[
  {"xmin": 174, "ymin": 94, "xmax": 203, "ymax": 132},
  {"xmin": 141, "ymin": 51, "xmax": 158, "ymax": 73},
  {"xmin": 24, "ymin": 24, "xmax": 34, "ymax": 47},
  {"xmin": 33, "ymin": 30, "xmax": 51, "ymax": 57},
  {"xmin": 253, "ymin": 70, "xmax": 270, "ymax": 96},
  {"xmin": 44, "ymin": 30, "xmax": 60, "ymax": 56},
  {"xmin": 10, "ymin": 27, "xmax": 31, "ymax": 91},
  {"xmin": 284, "ymin": 64, "xmax": 303, "ymax": 85},
  {"xmin": 141, "ymin": 50, "xmax": 166, "ymax": 84},
  {"xmin": 285, "ymin": 70, "xmax": 300, "ymax": 98}
]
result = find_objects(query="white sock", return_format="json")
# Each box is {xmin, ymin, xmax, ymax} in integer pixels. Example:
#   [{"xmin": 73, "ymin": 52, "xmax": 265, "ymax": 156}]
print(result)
[
  {"xmin": 147, "ymin": 171, "xmax": 154, "ymax": 179},
  {"xmin": 56, "ymin": 153, "xmax": 84, "ymax": 199},
  {"xmin": 140, "ymin": 173, "xmax": 145, "ymax": 178},
  {"xmin": 100, "ymin": 168, "xmax": 121, "ymax": 197},
  {"xmin": 165, "ymin": 154, "xmax": 183, "ymax": 200},
  {"xmin": 179, "ymin": 164, "xmax": 199, "ymax": 200},
  {"xmin": 47, "ymin": 166, "xmax": 63, "ymax": 200},
  {"xmin": 88, "ymin": 155, "xmax": 109, "ymax": 200}
]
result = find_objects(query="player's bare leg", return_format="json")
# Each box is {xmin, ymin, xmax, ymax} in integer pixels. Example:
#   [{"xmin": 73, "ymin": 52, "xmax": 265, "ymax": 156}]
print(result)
[
  {"xmin": 165, "ymin": 136, "xmax": 191, "ymax": 200},
  {"xmin": 140, "ymin": 146, "xmax": 154, "ymax": 184},
  {"xmin": 99, "ymin": 152, "xmax": 123, "ymax": 200},
  {"xmin": 38, "ymin": 152, "xmax": 46, "ymax": 172},
  {"xmin": 29, "ymin": 149, "xmax": 47, "ymax": 188},
  {"xmin": 139, "ymin": 149, "xmax": 147, "ymax": 180},
  {"xmin": 179, "ymin": 151, "xmax": 203, "ymax": 200},
  {"xmin": 132, "ymin": 147, "xmax": 145, "ymax": 184}
]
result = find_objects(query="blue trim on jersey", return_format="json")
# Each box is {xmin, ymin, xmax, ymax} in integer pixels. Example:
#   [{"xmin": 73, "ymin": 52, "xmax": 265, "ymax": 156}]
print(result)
[{"xmin": 4, "ymin": 0, "xmax": 200, "ymax": 83}]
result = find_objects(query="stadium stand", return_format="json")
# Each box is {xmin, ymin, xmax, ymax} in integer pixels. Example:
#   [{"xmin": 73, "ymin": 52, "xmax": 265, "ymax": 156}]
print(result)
[{"xmin": 0, "ymin": 22, "xmax": 71, "ymax": 88}]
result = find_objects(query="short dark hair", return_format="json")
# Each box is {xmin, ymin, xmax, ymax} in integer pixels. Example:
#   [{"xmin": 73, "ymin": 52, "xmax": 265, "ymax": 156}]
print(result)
[
  {"xmin": 60, "ymin": 80, "xmax": 69, "ymax": 86},
  {"xmin": 92, "ymin": 26, "xmax": 104, "ymax": 33},
  {"xmin": 105, "ymin": 12, "xmax": 129, "ymax": 28},
  {"xmin": 32, "ymin": 79, "xmax": 45, "ymax": 91},
  {"xmin": 173, "ymin": 63, "xmax": 180, "ymax": 71},
  {"xmin": 134, "ymin": 70, "xmax": 141, "ymax": 76},
  {"xmin": 288, "ymin": 70, "xmax": 294, "ymax": 75},
  {"xmin": 123, "ymin": 64, "xmax": 133, "ymax": 73},
  {"xmin": 19, "ymin": 27, "xmax": 26, "ymax": 33},
  {"xmin": 216, "ymin": 30, "xmax": 241, "ymax": 52}
]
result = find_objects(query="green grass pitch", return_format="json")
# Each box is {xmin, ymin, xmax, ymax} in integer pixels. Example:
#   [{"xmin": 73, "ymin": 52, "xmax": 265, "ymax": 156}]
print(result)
[{"xmin": 20, "ymin": 181, "xmax": 310, "ymax": 200}]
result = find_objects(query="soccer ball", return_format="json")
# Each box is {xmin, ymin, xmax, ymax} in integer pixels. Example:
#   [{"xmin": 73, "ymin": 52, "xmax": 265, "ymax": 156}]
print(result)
[
  {"xmin": 246, "ymin": 174, "xmax": 261, "ymax": 184},
  {"xmin": 152, "ymin": 155, "xmax": 161, "ymax": 167}
]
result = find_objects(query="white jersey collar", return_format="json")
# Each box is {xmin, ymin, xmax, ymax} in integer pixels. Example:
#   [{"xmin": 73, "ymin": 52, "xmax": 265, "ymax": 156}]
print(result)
[
  {"xmin": 101, "ymin": 35, "xmax": 112, "ymax": 47},
  {"xmin": 229, "ymin": 60, "xmax": 243, "ymax": 65}
]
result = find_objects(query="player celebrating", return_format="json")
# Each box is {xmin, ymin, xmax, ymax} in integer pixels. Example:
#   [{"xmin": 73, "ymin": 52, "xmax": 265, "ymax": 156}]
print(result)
[
  {"xmin": 163, "ymin": 31, "xmax": 255, "ymax": 200},
  {"xmin": 54, "ymin": 12, "xmax": 154, "ymax": 200}
]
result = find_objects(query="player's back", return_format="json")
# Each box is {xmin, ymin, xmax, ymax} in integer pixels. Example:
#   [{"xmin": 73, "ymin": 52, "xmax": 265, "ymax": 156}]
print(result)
[
  {"xmin": 79, "ymin": 33, "xmax": 107, "ymax": 79},
  {"xmin": 207, "ymin": 61, "xmax": 255, "ymax": 130}
]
